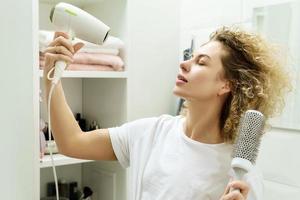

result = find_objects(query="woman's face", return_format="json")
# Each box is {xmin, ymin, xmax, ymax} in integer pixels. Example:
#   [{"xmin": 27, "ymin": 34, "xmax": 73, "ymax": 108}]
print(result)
[{"xmin": 173, "ymin": 41, "xmax": 230, "ymax": 102}]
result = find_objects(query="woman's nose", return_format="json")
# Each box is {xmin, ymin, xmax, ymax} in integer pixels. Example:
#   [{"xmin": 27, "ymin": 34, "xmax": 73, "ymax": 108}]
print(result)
[{"xmin": 180, "ymin": 60, "xmax": 191, "ymax": 72}]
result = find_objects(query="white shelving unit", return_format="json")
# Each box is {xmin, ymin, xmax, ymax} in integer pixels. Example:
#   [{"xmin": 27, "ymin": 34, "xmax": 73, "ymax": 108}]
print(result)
[
  {"xmin": 2, "ymin": 0, "xmax": 179, "ymax": 199},
  {"xmin": 39, "ymin": 0, "xmax": 130, "ymax": 198}
]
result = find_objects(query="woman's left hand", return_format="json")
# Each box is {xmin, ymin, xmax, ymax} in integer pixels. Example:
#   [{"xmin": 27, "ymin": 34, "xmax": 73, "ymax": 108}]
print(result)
[{"xmin": 220, "ymin": 180, "xmax": 249, "ymax": 200}]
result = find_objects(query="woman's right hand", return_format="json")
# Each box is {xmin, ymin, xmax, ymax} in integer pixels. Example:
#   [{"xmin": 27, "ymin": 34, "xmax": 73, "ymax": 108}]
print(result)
[
  {"xmin": 220, "ymin": 180, "xmax": 249, "ymax": 200},
  {"xmin": 42, "ymin": 31, "xmax": 84, "ymax": 80}
]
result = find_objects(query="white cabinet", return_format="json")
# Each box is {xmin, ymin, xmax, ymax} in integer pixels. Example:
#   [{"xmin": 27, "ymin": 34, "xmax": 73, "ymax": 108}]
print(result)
[
  {"xmin": 39, "ymin": 1, "xmax": 130, "ymax": 198},
  {"xmin": 1, "ymin": 0, "xmax": 179, "ymax": 199}
]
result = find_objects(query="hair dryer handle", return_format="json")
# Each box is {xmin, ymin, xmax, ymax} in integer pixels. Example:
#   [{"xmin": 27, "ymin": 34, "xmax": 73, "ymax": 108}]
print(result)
[
  {"xmin": 53, "ymin": 60, "xmax": 67, "ymax": 84},
  {"xmin": 47, "ymin": 60, "xmax": 67, "ymax": 85}
]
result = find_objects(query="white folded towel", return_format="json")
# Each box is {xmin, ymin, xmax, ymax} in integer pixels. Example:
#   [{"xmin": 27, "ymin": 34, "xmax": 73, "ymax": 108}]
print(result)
[
  {"xmin": 77, "ymin": 48, "xmax": 119, "ymax": 55},
  {"xmin": 76, "ymin": 36, "xmax": 125, "ymax": 50},
  {"xmin": 39, "ymin": 30, "xmax": 124, "ymax": 55}
]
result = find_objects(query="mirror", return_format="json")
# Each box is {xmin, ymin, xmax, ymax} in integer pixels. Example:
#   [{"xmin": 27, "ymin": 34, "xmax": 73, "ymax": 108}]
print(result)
[{"xmin": 253, "ymin": 1, "xmax": 300, "ymax": 130}]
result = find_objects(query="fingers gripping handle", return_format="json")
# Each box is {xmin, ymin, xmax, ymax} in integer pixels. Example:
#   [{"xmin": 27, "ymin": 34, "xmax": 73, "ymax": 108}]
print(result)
[
  {"xmin": 229, "ymin": 167, "xmax": 247, "ymax": 193},
  {"xmin": 47, "ymin": 32, "xmax": 73, "ymax": 85}
]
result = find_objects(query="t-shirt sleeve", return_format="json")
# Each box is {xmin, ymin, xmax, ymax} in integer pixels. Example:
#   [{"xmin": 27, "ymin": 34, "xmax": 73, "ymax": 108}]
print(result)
[{"xmin": 108, "ymin": 117, "xmax": 159, "ymax": 168}]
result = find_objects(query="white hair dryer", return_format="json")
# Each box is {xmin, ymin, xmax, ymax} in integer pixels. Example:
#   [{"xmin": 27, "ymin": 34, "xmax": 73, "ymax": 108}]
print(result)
[{"xmin": 48, "ymin": 2, "xmax": 110, "ymax": 84}]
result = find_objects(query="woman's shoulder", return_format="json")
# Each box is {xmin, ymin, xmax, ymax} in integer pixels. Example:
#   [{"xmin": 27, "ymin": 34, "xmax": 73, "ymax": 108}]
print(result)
[
  {"xmin": 131, "ymin": 114, "xmax": 181, "ymax": 126},
  {"xmin": 155, "ymin": 114, "xmax": 183, "ymax": 128}
]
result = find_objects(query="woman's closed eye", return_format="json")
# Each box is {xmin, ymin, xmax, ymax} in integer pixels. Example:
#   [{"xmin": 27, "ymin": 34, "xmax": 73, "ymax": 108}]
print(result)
[{"xmin": 197, "ymin": 59, "xmax": 206, "ymax": 66}]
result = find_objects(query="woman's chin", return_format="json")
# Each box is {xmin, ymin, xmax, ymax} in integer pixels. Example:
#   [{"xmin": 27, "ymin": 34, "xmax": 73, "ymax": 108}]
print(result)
[{"xmin": 173, "ymin": 87, "xmax": 186, "ymax": 98}]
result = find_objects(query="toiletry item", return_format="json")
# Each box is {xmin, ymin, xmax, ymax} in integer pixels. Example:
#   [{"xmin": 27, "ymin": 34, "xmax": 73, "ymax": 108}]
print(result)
[
  {"xmin": 45, "ymin": 141, "xmax": 59, "ymax": 154},
  {"xmin": 47, "ymin": 180, "xmax": 70, "ymax": 199},
  {"xmin": 43, "ymin": 122, "xmax": 54, "ymax": 140},
  {"xmin": 76, "ymin": 113, "xmax": 87, "ymax": 131},
  {"xmin": 89, "ymin": 120, "xmax": 99, "ymax": 131},
  {"xmin": 42, "ymin": 121, "xmax": 58, "ymax": 154},
  {"xmin": 40, "ymin": 118, "xmax": 47, "ymax": 158},
  {"xmin": 59, "ymin": 180, "xmax": 70, "ymax": 198},
  {"xmin": 80, "ymin": 186, "xmax": 93, "ymax": 200},
  {"xmin": 69, "ymin": 182, "xmax": 82, "ymax": 200},
  {"xmin": 47, "ymin": 182, "xmax": 56, "ymax": 197}
]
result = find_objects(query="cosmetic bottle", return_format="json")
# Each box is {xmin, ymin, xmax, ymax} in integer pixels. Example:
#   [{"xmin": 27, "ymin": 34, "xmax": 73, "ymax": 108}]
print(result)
[{"xmin": 76, "ymin": 113, "xmax": 87, "ymax": 131}]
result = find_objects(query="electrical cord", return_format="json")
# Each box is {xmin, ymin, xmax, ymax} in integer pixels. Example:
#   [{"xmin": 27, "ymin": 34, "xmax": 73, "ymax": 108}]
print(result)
[
  {"xmin": 47, "ymin": 59, "xmax": 68, "ymax": 200},
  {"xmin": 46, "ymin": 30, "xmax": 72, "ymax": 200},
  {"xmin": 47, "ymin": 82, "xmax": 60, "ymax": 200}
]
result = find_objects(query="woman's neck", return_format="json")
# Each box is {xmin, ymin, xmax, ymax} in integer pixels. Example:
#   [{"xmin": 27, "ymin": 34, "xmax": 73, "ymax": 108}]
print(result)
[{"xmin": 184, "ymin": 100, "xmax": 224, "ymax": 144}]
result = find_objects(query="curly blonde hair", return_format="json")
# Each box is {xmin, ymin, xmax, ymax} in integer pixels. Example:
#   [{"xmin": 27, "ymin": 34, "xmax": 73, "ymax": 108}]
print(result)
[{"xmin": 182, "ymin": 26, "xmax": 292, "ymax": 143}]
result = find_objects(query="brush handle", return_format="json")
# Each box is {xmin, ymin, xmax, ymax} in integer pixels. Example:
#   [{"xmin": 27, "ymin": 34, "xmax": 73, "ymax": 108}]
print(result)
[{"xmin": 230, "ymin": 167, "xmax": 248, "ymax": 193}]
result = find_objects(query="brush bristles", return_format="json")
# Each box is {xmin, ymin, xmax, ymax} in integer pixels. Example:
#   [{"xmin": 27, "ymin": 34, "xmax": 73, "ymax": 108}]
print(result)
[{"xmin": 232, "ymin": 110, "xmax": 265, "ymax": 164}]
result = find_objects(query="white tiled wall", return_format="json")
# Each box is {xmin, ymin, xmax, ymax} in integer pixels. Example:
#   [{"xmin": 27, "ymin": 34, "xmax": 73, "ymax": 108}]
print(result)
[{"xmin": 179, "ymin": 0, "xmax": 300, "ymax": 199}]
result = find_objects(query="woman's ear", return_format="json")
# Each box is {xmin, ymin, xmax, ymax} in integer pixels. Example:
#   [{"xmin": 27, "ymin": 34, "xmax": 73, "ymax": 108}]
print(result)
[{"xmin": 218, "ymin": 80, "xmax": 231, "ymax": 96}]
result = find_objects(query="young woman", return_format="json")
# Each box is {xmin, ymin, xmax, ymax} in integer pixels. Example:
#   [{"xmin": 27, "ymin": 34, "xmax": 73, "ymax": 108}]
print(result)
[{"xmin": 43, "ymin": 26, "xmax": 290, "ymax": 200}]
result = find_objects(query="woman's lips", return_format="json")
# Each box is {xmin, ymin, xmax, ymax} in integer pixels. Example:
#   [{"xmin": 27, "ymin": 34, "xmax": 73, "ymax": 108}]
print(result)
[
  {"xmin": 177, "ymin": 74, "xmax": 188, "ymax": 82},
  {"xmin": 176, "ymin": 74, "xmax": 188, "ymax": 85}
]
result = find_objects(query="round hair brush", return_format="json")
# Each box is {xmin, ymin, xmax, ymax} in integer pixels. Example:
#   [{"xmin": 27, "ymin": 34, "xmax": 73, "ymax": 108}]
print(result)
[{"xmin": 230, "ymin": 110, "xmax": 265, "ymax": 191}]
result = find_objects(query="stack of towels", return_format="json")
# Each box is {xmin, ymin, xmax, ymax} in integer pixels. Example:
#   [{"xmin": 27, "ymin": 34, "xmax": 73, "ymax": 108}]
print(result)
[{"xmin": 39, "ymin": 30, "xmax": 125, "ymax": 71}]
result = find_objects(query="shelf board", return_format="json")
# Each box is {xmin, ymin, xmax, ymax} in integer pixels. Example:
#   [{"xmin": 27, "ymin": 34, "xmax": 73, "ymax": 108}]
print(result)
[
  {"xmin": 39, "ymin": 70, "xmax": 128, "ymax": 78},
  {"xmin": 40, "ymin": 154, "xmax": 93, "ymax": 168}
]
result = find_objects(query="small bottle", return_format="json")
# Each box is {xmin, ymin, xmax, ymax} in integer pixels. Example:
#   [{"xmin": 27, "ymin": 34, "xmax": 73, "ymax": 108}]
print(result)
[
  {"xmin": 80, "ymin": 186, "xmax": 93, "ymax": 200},
  {"xmin": 76, "ymin": 113, "xmax": 87, "ymax": 131},
  {"xmin": 76, "ymin": 113, "xmax": 81, "ymax": 124},
  {"xmin": 89, "ymin": 120, "xmax": 97, "ymax": 131}
]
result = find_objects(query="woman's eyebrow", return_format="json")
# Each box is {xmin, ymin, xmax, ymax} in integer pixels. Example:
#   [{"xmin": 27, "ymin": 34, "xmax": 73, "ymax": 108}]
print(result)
[{"xmin": 193, "ymin": 53, "xmax": 211, "ymax": 60}]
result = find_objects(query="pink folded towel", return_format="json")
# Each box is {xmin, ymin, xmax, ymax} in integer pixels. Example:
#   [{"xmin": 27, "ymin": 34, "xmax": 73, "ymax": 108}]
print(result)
[
  {"xmin": 73, "ymin": 53, "xmax": 124, "ymax": 71},
  {"xmin": 40, "ymin": 52, "xmax": 124, "ymax": 71},
  {"xmin": 67, "ymin": 64, "xmax": 115, "ymax": 71},
  {"xmin": 39, "ymin": 58, "xmax": 122, "ymax": 71},
  {"xmin": 39, "ymin": 60, "xmax": 116, "ymax": 71}
]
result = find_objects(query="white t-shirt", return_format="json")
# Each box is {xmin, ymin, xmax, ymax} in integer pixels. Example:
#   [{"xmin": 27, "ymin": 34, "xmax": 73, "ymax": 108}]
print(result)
[{"xmin": 108, "ymin": 115, "xmax": 263, "ymax": 200}]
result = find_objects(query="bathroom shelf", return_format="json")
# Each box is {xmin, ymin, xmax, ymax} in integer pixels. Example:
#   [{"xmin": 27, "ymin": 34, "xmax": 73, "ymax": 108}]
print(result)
[
  {"xmin": 40, "ymin": 154, "xmax": 94, "ymax": 168},
  {"xmin": 39, "ymin": 70, "xmax": 128, "ymax": 78}
]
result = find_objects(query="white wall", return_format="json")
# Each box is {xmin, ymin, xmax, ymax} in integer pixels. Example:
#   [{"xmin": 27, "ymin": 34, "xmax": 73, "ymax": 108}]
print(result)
[
  {"xmin": 0, "ymin": 0, "xmax": 40, "ymax": 199},
  {"xmin": 127, "ymin": 0, "xmax": 181, "ymax": 120},
  {"xmin": 180, "ymin": 0, "xmax": 300, "ymax": 199}
]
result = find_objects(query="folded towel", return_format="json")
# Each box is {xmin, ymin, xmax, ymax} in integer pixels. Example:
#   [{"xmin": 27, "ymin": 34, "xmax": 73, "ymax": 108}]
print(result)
[
  {"xmin": 39, "ymin": 60, "xmax": 117, "ymax": 71},
  {"xmin": 76, "ymin": 36, "xmax": 125, "ymax": 50},
  {"xmin": 39, "ymin": 30, "xmax": 124, "ymax": 55},
  {"xmin": 78, "ymin": 48, "xmax": 119, "ymax": 55},
  {"xmin": 73, "ymin": 53, "xmax": 124, "ymax": 71},
  {"xmin": 40, "ymin": 52, "xmax": 124, "ymax": 71},
  {"xmin": 67, "ymin": 64, "xmax": 115, "ymax": 71}
]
